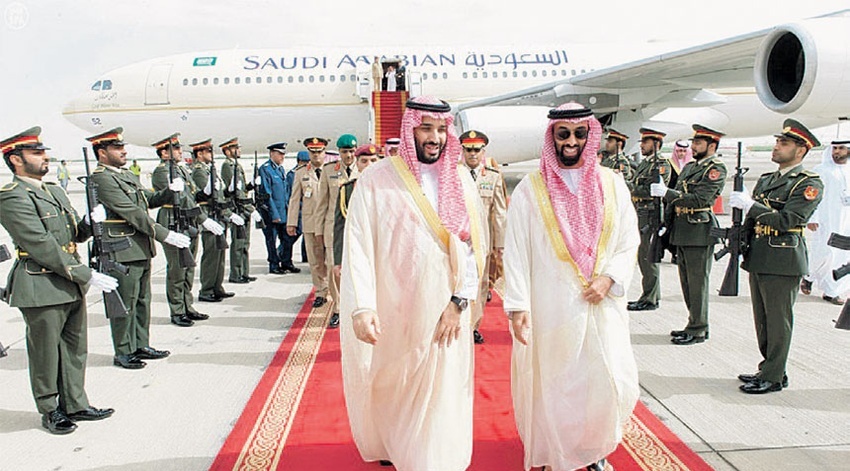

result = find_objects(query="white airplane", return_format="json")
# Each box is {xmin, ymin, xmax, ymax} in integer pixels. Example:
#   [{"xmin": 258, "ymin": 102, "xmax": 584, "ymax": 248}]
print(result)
[{"xmin": 62, "ymin": 10, "xmax": 850, "ymax": 163}]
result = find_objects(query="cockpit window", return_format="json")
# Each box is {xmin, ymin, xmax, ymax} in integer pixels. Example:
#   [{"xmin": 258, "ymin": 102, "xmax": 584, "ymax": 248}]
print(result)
[
  {"xmin": 102, "ymin": 80, "xmax": 112, "ymax": 90},
  {"xmin": 91, "ymin": 80, "xmax": 102, "ymax": 91}
]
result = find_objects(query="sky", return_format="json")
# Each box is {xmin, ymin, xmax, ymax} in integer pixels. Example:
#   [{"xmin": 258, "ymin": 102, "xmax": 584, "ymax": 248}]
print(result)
[{"xmin": 1, "ymin": 0, "xmax": 849, "ymax": 160}]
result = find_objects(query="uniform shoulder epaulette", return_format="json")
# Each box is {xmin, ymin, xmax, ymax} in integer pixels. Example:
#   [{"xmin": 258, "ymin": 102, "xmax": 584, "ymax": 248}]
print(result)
[
  {"xmin": 44, "ymin": 181, "xmax": 57, "ymax": 186},
  {"xmin": 801, "ymin": 169, "xmax": 819, "ymax": 177},
  {"xmin": 0, "ymin": 182, "xmax": 18, "ymax": 191},
  {"xmin": 156, "ymin": 162, "xmax": 166, "ymax": 168},
  {"xmin": 485, "ymin": 166, "xmax": 499, "ymax": 172},
  {"xmin": 759, "ymin": 171, "xmax": 774, "ymax": 178},
  {"xmin": 193, "ymin": 162, "xmax": 203, "ymax": 168},
  {"xmin": 295, "ymin": 163, "xmax": 307, "ymax": 171},
  {"xmin": 92, "ymin": 166, "xmax": 105, "ymax": 173},
  {"xmin": 323, "ymin": 161, "xmax": 336, "ymax": 167}
]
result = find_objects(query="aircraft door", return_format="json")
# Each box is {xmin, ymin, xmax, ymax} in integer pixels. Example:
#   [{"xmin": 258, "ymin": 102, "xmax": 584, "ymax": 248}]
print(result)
[
  {"xmin": 408, "ymin": 71, "xmax": 422, "ymax": 97},
  {"xmin": 145, "ymin": 63, "xmax": 172, "ymax": 105},
  {"xmin": 357, "ymin": 67, "xmax": 371, "ymax": 101}
]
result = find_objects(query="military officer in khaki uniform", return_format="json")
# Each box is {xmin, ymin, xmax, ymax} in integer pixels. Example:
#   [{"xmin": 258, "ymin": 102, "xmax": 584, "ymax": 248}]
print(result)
[
  {"xmin": 190, "ymin": 139, "xmax": 234, "ymax": 303},
  {"xmin": 88, "ymin": 128, "xmax": 191, "ymax": 369},
  {"xmin": 315, "ymin": 134, "xmax": 358, "ymax": 328},
  {"xmin": 219, "ymin": 137, "xmax": 257, "ymax": 284},
  {"xmin": 651, "ymin": 125, "xmax": 728, "ymax": 345},
  {"xmin": 601, "ymin": 128, "xmax": 636, "ymax": 188},
  {"xmin": 0, "ymin": 127, "xmax": 116, "ymax": 434},
  {"xmin": 333, "ymin": 144, "xmax": 380, "ymax": 274},
  {"xmin": 151, "ymin": 134, "xmax": 220, "ymax": 327},
  {"xmin": 287, "ymin": 137, "xmax": 329, "ymax": 308},
  {"xmin": 732, "ymin": 119, "xmax": 823, "ymax": 394},
  {"xmin": 458, "ymin": 130, "xmax": 505, "ymax": 344},
  {"xmin": 628, "ymin": 128, "xmax": 672, "ymax": 311}
]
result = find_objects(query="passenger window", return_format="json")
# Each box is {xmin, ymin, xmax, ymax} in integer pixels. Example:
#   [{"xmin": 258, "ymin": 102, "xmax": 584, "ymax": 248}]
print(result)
[
  {"xmin": 214, "ymin": 78, "xmax": 219, "ymax": 85},
  {"xmin": 340, "ymin": 75, "xmax": 346, "ymax": 82},
  {"xmin": 541, "ymin": 70, "xmax": 547, "ymax": 77},
  {"xmin": 192, "ymin": 78, "xmax": 198, "ymax": 85},
  {"xmin": 482, "ymin": 72, "xmax": 488, "ymax": 78},
  {"xmin": 319, "ymin": 75, "xmax": 325, "ymax": 82},
  {"xmin": 502, "ymin": 71, "xmax": 507, "ymax": 78},
  {"xmin": 472, "ymin": 72, "xmax": 478, "ymax": 78},
  {"xmin": 298, "ymin": 76, "xmax": 304, "ymax": 83},
  {"xmin": 522, "ymin": 71, "xmax": 527, "ymax": 77},
  {"xmin": 330, "ymin": 75, "xmax": 335, "ymax": 82},
  {"xmin": 277, "ymin": 76, "xmax": 283, "ymax": 83},
  {"xmin": 91, "ymin": 81, "xmax": 102, "ymax": 91},
  {"xmin": 309, "ymin": 75, "xmax": 315, "ymax": 83},
  {"xmin": 245, "ymin": 77, "xmax": 251, "ymax": 84},
  {"xmin": 224, "ymin": 77, "xmax": 230, "ymax": 84},
  {"xmin": 512, "ymin": 71, "xmax": 517, "ymax": 78},
  {"xmin": 463, "ymin": 72, "xmax": 468, "ymax": 79},
  {"xmin": 203, "ymin": 78, "xmax": 209, "ymax": 85},
  {"xmin": 267, "ymin": 77, "xmax": 273, "ymax": 84},
  {"xmin": 532, "ymin": 70, "xmax": 537, "ymax": 77},
  {"xmin": 442, "ymin": 72, "xmax": 448, "ymax": 79},
  {"xmin": 182, "ymin": 79, "xmax": 188, "ymax": 86},
  {"xmin": 235, "ymin": 77, "xmax": 240, "ymax": 84},
  {"xmin": 288, "ymin": 76, "xmax": 294, "ymax": 83}
]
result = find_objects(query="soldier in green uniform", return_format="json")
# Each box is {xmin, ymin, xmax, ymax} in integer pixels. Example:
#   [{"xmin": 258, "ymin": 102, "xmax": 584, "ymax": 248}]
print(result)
[
  {"xmin": 219, "ymin": 138, "xmax": 257, "ymax": 284},
  {"xmin": 0, "ymin": 127, "xmax": 115, "ymax": 433},
  {"xmin": 333, "ymin": 144, "xmax": 379, "ymax": 283},
  {"xmin": 87, "ymin": 128, "xmax": 191, "ymax": 369},
  {"xmin": 651, "ymin": 125, "xmax": 728, "ymax": 344},
  {"xmin": 601, "ymin": 128, "xmax": 636, "ymax": 188},
  {"xmin": 732, "ymin": 119, "xmax": 823, "ymax": 394},
  {"xmin": 189, "ymin": 139, "xmax": 234, "ymax": 303},
  {"xmin": 628, "ymin": 127, "xmax": 671, "ymax": 311},
  {"xmin": 150, "ymin": 134, "xmax": 216, "ymax": 327}
]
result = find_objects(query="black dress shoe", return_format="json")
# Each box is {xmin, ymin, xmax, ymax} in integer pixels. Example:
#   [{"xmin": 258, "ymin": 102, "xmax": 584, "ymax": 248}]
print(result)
[
  {"xmin": 228, "ymin": 277, "xmax": 249, "ymax": 284},
  {"xmin": 328, "ymin": 312, "xmax": 340, "ymax": 328},
  {"xmin": 65, "ymin": 406, "xmax": 114, "ymax": 421},
  {"xmin": 198, "ymin": 293, "xmax": 222, "ymax": 303},
  {"xmin": 823, "ymin": 294, "xmax": 846, "ymax": 305},
  {"xmin": 740, "ymin": 378, "xmax": 783, "ymax": 394},
  {"xmin": 215, "ymin": 291, "xmax": 235, "ymax": 298},
  {"xmin": 627, "ymin": 300, "xmax": 658, "ymax": 311},
  {"xmin": 244, "ymin": 276, "xmax": 257, "ymax": 282},
  {"xmin": 42, "ymin": 410, "xmax": 76, "ymax": 435},
  {"xmin": 379, "ymin": 460, "xmax": 393, "ymax": 467},
  {"xmin": 134, "ymin": 346, "xmax": 170, "ymax": 360},
  {"xmin": 170, "ymin": 314, "xmax": 195, "ymax": 327},
  {"xmin": 738, "ymin": 373, "xmax": 788, "ymax": 388},
  {"xmin": 473, "ymin": 330, "xmax": 485, "ymax": 344},
  {"xmin": 113, "ymin": 354, "xmax": 146, "ymax": 369},
  {"xmin": 671, "ymin": 333, "xmax": 706, "ymax": 345},
  {"xmin": 283, "ymin": 264, "xmax": 302, "ymax": 274},
  {"xmin": 270, "ymin": 267, "xmax": 287, "ymax": 274},
  {"xmin": 312, "ymin": 296, "xmax": 327, "ymax": 308},
  {"xmin": 486, "ymin": 290, "xmax": 492, "ymax": 302},
  {"xmin": 670, "ymin": 329, "xmax": 686, "ymax": 337},
  {"xmin": 187, "ymin": 311, "xmax": 209, "ymax": 321}
]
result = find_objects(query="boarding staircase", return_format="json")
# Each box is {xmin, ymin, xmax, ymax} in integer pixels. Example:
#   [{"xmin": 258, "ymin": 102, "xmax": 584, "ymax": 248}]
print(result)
[{"xmin": 371, "ymin": 91, "xmax": 409, "ymax": 148}]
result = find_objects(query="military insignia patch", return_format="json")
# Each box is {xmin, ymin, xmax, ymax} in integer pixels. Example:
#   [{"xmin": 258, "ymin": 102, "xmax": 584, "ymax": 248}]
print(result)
[
  {"xmin": 708, "ymin": 169, "xmax": 721, "ymax": 180},
  {"xmin": 659, "ymin": 167, "xmax": 666, "ymax": 174},
  {"xmin": 804, "ymin": 186, "xmax": 819, "ymax": 201}
]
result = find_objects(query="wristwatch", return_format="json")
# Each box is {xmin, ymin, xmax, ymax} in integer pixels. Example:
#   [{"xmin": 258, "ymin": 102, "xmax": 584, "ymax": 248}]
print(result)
[{"xmin": 450, "ymin": 295, "xmax": 469, "ymax": 311}]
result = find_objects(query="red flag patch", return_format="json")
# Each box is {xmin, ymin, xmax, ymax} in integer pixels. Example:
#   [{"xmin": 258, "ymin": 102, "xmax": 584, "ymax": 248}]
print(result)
[
  {"xmin": 708, "ymin": 169, "xmax": 721, "ymax": 181},
  {"xmin": 804, "ymin": 186, "xmax": 819, "ymax": 201}
]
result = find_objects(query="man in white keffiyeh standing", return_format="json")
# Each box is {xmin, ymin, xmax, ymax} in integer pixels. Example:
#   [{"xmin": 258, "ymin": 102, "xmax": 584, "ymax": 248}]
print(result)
[
  {"xmin": 504, "ymin": 102, "xmax": 641, "ymax": 471},
  {"xmin": 339, "ymin": 96, "xmax": 488, "ymax": 471}
]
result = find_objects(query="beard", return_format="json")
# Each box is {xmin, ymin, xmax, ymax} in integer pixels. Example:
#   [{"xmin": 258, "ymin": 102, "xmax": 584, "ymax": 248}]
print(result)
[
  {"xmin": 24, "ymin": 159, "xmax": 48, "ymax": 177},
  {"xmin": 556, "ymin": 143, "xmax": 583, "ymax": 167},
  {"xmin": 693, "ymin": 149, "xmax": 707, "ymax": 159},
  {"xmin": 416, "ymin": 140, "xmax": 445, "ymax": 164}
]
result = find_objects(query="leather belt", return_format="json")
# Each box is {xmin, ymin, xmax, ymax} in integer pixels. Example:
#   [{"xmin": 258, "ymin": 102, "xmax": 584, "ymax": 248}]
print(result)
[
  {"xmin": 17, "ymin": 242, "xmax": 77, "ymax": 257},
  {"xmin": 632, "ymin": 196, "xmax": 653, "ymax": 203},
  {"xmin": 675, "ymin": 207, "xmax": 711, "ymax": 215},
  {"xmin": 754, "ymin": 224, "xmax": 804, "ymax": 237}
]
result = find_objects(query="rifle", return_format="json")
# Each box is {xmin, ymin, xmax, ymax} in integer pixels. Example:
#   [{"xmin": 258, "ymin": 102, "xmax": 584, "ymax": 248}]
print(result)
[
  {"xmin": 253, "ymin": 151, "xmax": 266, "ymax": 229},
  {"xmin": 198, "ymin": 151, "xmax": 229, "ymax": 250},
  {"xmin": 0, "ymin": 244, "xmax": 11, "ymax": 357},
  {"xmin": 645, "ymin": 149, "xmax": 665, "ymax": 263},
  {"xmin": 228, "ymin": 156, "xmax": 248, "ymax": 240},
  {"xmin": 828, "ymin": 233, "xmax": 850, "ymax": 281},
  {"xmin": 167, "ymin": 142, "xmax": 200, "ymax": 268},
  {"xmin": 80, "ymin": 147, "xmax": 131, "ymax": 318},
  {"xmin": 709, "ymin": 142, "xmax": 748, "ymax": 296}
]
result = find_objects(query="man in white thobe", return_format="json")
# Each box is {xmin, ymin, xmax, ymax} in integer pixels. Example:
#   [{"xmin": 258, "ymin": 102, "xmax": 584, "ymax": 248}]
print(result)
[
  {"xmin": 339, "ymin": 96, "xmax": 487, "ymax": 471},
  {"xmin": 504, "ymin": 103, "xmax": 641, "ymax": 471},
  {"xmin": 803, "ymin": 138, "xmax": 850, "ymax": 304}
]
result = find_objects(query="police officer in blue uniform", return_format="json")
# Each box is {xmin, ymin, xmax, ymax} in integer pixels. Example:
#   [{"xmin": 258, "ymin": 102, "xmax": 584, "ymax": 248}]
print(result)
[{"xmin": 258, "ymin": 142, "xmax": 297, "ymax": 273}]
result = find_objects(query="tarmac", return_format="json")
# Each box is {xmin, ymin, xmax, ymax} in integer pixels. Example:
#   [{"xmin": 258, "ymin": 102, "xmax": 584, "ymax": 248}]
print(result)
[{"xmin": 0, "ymin": 152, "xmax": 849, "ymax": 470}]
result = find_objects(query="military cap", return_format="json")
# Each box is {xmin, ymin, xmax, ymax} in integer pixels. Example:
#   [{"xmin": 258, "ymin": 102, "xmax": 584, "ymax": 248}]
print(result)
[
  {"xmin": 152, "ymin": 133, "xmax": 181, "ymax": 150},
  {"xmin": 692, "ymin": 124, "xmax": 725, "ymax": 142},
  {"xmin": 219, "ymin": 137, "xmax": 239, "ymax": 150},
  {"xmin": 606, "ymin": 129, "xmax": 629, "ymax": 143},
  {"xmin": 1, "ymin": 126, "xmax": 50, "ymax": 155},
  {"xmin": 189, "ymin": 138, "xmax": 213, "ymax": 151},
  {"xmin": 303, "ymin": 137, "xmax": 329, "ymax": 151},
  {"xmin": 459, "ymin": 130, "xmax": 489, "ymax": 149},
  {"xmin": 355, "ymin": 144, "xmax": 379, "ymax": 157},
  {"xmin": 296, "ymin": 150, "xmax": 310, "ymax": 162},
  {"xmin": 86, "ymin": 127, "xmax": 125, "ymax": 146},
  {"xmin": 385, "ymin": 137, "xmax": 400, "ymax": 147},
  {"xmin": 639, "ymin": 127, "xmax": 666, "ymax": 142},
  {"xmin": 775, "ymin": 119, "xmax": 820, "ymax": 149},
  {"xmin": 336, "ymin": 134, "xmax": 357, "ymax": 149},
  {"xmin": 267, "ymin": 142, "xmax": 287, "ymax": 152}
]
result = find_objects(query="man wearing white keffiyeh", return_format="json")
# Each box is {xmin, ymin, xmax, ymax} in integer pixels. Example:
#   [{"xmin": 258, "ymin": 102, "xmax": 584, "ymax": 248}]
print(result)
[{"xmin": 504, "ymin": 102, "xmax": 640, "ymax": 471}]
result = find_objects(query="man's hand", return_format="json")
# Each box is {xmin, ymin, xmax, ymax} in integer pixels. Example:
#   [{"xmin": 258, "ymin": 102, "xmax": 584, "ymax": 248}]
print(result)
[
  {"xmin": 168, "ymin": 177, "xmax": 185, "ymax": 193},
  {"xmin": 352, "ymin": 310, "xmax": 381, "ymax": 345},
  {"xmin": 807, "ymin": 222, "xmax": 819, "ymax": 231},
  {"xmin": 510, "ymin": 311, "xmax": 530, "ymax": 345},
  {"xmin": 582, "ymin": 276, "xmax": 614, "ymax": 305},
  {"xmin": 287, "ymin": 225, "xmax": 297, "ymax": 236},
  {"xmin": 433, "ymin": 301, "xmax": 462, "ymax": 348},
  {"xmin": 649, "ymin": 176, "xmax": 667, "ymax": 197}
]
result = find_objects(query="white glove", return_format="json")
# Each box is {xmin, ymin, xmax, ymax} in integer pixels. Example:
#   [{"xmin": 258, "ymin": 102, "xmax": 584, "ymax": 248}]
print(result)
[
  {"xmin": 203, "ymin": 176, "xmax": 212, "ymax": 195},
  {"xmin": 650, "ymin": 177, "xmax": 667, "ymax": 197},
  {"xmin": 202, "ymin": 218, "xmax": 225, "ymax": 236},
  {"xmin": 729, "ymin": 187, "xmax": 754, "ymax": 214},
  {"xmin": 230, "ymin": 213, "xmax": 245, "ymax": 226},
  {"xmin": 89, "ymin": 271, "xmax": 119, "ymax": 293},
  {"xmin": 254, "ymin": 175, "xmax": 262, "ymax": 185},
  {"xmin": 85, "ymin": 204, "xmax": 107, "ymax": 224},
  {"xmin": 251, "ymin": 210, "xmax": 263, "ymax": 223},
  {"xmin": 169, "ymin": 177, "xmax": 185, "ymax": 193},
  {"xmin": 164, "ymin": 230, "xmax": 191, "ymax": 248}
]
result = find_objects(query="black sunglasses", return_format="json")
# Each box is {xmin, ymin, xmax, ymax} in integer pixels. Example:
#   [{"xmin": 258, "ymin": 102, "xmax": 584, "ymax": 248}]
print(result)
[{"xmin": 554, "ymin": 127, "xmax": 589, "ymax": 140}]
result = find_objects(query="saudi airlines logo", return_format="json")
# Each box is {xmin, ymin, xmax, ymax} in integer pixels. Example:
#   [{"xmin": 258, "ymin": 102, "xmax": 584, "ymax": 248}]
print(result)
[{"xmin": 193, "ymin": 57, "xmax": 217, "ymax": 67}]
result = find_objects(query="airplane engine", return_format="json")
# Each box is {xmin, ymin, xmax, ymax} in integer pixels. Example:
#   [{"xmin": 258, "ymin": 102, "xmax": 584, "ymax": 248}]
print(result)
[
  {"xmin": 455, "ymin": 106, "xmax": 551, "ymax": 164},
  {"xmin": 754, "ymin": 17, "xmax": 850, "ymax": 116}
]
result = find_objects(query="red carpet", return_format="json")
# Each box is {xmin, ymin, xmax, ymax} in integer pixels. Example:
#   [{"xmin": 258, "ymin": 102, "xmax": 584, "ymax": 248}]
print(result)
[{"xmin": 211, "ymin": 293, "xmax": 714, "ymax": 470}]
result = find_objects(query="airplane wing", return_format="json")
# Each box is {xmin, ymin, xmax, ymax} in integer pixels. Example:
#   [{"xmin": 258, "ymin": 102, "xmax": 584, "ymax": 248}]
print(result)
[{"xmin": 456, "ymin": 9, "xmax": 850, "ymax": 114}]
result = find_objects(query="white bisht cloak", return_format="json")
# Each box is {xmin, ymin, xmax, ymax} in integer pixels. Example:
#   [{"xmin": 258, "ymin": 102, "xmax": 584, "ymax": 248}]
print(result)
[
  {"xmin": 339, "ymin": 156, "xmax": 488, "ymax": 471},
  {"xmin": 807, "ymin": 147, "xmax": 850, "ymax": 297},
  {"xmin": 504, "ymin": 169, "xmax": 640, "ymax": 471}
]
